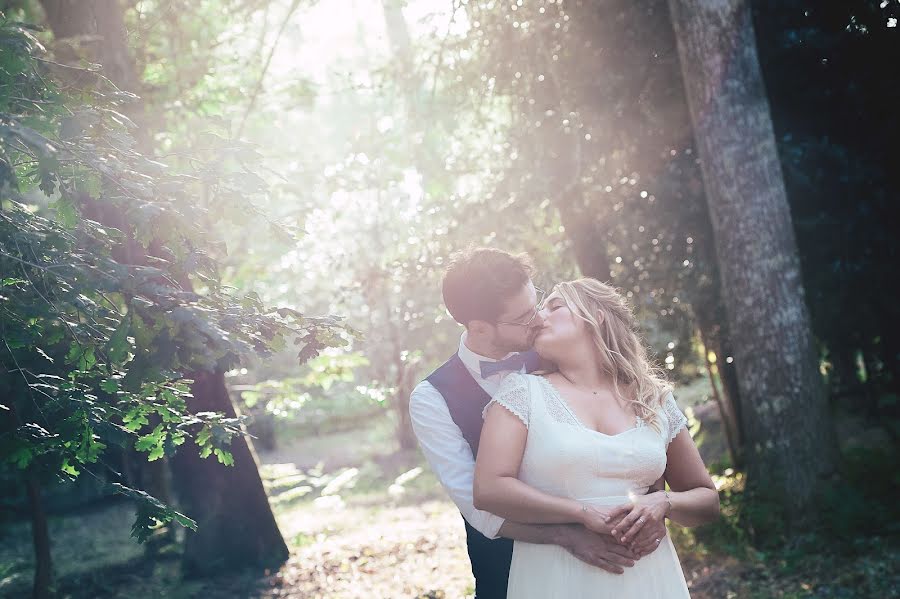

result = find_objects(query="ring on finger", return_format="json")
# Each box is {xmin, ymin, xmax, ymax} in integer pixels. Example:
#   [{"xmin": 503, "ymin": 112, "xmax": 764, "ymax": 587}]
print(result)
[
  {"xmin": 655, "ymin": 538, "xmax": 661, "ymax": 544},
  {"xmin": 638, "ymin": 517, "xmax": 645, "ymax": 524}
]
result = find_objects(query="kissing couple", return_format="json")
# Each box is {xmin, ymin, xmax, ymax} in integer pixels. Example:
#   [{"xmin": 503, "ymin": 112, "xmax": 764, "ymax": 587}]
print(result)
[{"xmin": 409, "ymin": 247, "xmax": 720, "ymax": 598}]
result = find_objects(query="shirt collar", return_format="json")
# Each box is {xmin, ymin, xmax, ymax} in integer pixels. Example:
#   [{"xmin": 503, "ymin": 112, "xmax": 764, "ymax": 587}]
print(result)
[{"xmin": 458, "ymin": 330, "xmax": 519, "ymax": 381}]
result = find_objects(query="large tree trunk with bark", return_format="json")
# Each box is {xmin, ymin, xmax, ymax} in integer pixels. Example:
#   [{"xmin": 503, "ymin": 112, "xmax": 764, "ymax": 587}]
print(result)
[
  {"xmin": 41, "ymin": 0, "xmax": 150, "ymax": 150},
  {"xmin": 38, "ymin": 0, "xmax": 289, "ymax": 571},
  {"xmin": 667, "ymin": 0, "xmax": 838, "ymax": 521},
  {"xmin": 25, "ymin": 472, "xmax": 52, "ymax": 599},
  {"xmin": 170, "ymin": 370, "xmax": 289, "ymax": 575},
  {"xmin": 4, "ymin": 388, "xmax": 54, "ymax": 599}
]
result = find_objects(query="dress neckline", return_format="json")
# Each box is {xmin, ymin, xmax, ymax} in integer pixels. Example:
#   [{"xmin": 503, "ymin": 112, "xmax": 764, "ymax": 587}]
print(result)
[{"xmin": 537, "ymin": 376, "xmax": 644, "ymax": 437}]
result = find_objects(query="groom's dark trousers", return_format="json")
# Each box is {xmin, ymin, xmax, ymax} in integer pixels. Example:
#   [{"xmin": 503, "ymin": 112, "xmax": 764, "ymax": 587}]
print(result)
[{"xmin": 426, "ymin": 351, "xmax": 541, "ymax": 599}]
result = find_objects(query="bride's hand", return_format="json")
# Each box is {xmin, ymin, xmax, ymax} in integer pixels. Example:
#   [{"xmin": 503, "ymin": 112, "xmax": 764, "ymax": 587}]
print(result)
[
  {"xmin": 579, "ymin": 504, "xmax": 626, "ymax": 535},
  {"xmin": 608, "ymin": 491, "xmax": 671, "ymax": 545}
]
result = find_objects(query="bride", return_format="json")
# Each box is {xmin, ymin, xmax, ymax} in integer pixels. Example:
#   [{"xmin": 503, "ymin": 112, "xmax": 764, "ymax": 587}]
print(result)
[{"xmin": 473, "ymin": 278, "xmax": 719, "ymax": 597}]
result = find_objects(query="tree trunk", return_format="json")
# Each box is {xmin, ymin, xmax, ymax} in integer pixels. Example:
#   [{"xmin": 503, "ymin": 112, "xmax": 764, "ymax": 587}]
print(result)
[
  {"xmin": 695, "ymin": 304, "xmax": 744, "ymax": 459},
  {"xmin": 828, "ymin": 346, "xmax": 860, "ymax": 397},
  {"xmin": 697, "ymin": 325, "xmax": 741, "ymax": 467},
  {"xmin": 667, "ymin": 0, "xmax": 838, "ymax": 521},
  {"xmin": 392, "ymin": 364, "xmax": 419, "ymax": 451},
  {"xmin": 40, "ymin": 0, "xmax": 150, "ymax": 150},
  {"xmin": 716, "ymin": 331, "xmax": 743, "ymax": 439},
  {"xmin": 26, "ymin": 472, "xmax": 53, "ymax": 599},
  {"xmin": 170, "ymin": 370, "xmax": 289, "ymax": 575},
  {"xmin": 6, "ymin": 394, "xmax": 54, "ymax": 599},
  {"xmin": 556, "ymin": 185, "xmax": 611, "ymax": 280},
  {"xmin": 38, "ymin": 0, "xmax": 289, "ymax": 570}
]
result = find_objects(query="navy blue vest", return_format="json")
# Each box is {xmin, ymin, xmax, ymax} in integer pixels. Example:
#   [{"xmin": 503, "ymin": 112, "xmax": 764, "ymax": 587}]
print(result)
[{"xmin": 425, "ymin": 350, "xmax": 541, "ymax": 599}]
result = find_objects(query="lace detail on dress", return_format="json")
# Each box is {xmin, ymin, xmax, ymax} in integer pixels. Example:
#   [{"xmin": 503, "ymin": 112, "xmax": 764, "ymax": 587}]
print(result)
[
  {"xmin": 663, "ymin": 392, "xmax": 687, "ymax": 446},
  {"xmin": 483, "ymin": 372, "xmax": 531, "ymax": 427},
  {"xmin": 535, "ymin": 377, "xmax": 583, "ymax": 428}
]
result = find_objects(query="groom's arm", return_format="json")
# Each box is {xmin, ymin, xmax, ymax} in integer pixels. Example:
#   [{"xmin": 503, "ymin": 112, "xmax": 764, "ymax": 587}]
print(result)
[
  {"xmin": 409, "ymin": 382, "xmax": 637, "ymax": 573},
  {"xmin": 408, "ymin": 381, "xmax": 506, "ymax": 538},
  {"xmin": 497, "ymin": 521, "xmax": 637, "ymax": 574}
]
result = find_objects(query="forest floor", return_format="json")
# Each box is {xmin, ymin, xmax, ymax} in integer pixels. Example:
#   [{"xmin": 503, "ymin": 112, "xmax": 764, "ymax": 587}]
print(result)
[{"xmin": 1, "ymin": 377, "xmax": 897, "ymax": 598}]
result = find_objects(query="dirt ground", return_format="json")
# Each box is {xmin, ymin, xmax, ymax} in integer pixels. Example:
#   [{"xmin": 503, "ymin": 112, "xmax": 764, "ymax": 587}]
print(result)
[{"xmin": 1, "ymin": 384, "xmax": 897, "ymax": 598}]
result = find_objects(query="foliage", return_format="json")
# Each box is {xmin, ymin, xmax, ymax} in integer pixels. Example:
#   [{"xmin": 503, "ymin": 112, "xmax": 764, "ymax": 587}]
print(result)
[
  {"xmin": 437, "ymin": 0, "xmax": 721, "ymax": 378},
  {"xmin": 753, "ymin": 1, "xmax": 900, "ymax": 399},
  {"xmin": 236, "ymin": 350, "xmax": 373, "ymax": 419},
  {"xmin": 0, "ymin": 12, "xmax": 348, "ymax": 541}
]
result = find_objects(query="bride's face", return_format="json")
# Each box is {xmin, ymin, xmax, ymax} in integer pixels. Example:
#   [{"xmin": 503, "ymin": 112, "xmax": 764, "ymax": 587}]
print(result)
[{"xmin": 533, "ymin": 292, "xmax": 588, "ymax": 358}]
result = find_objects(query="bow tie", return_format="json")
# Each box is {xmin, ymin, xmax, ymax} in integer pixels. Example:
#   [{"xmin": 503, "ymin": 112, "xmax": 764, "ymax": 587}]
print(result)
[{"xmin": 480, "ymin": 353, "xmax": 527, "ymax": 379}]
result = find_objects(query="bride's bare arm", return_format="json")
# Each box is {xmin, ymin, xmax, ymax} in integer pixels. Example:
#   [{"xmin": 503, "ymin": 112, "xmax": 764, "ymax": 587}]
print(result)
[
  {"xmin": 660, "ymin": 428, "xmax": 720, "ymax": 526},
  {"xmin": 610, "ymin": 428, "xmax": 720, "ymax": 544},
  {"xmin": 473, "ymin": 402, "xmax": 614, "ymax": 533}
]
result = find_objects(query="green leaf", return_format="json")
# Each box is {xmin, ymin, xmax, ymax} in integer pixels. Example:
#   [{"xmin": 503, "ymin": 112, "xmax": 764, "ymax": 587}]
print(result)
[
  {"xmin": 106, "ymin": 316, "xmax": 131, "ymax": 364},
  {"xmin": 100, "ymin": 378, "xmax": 120, "ymax": 393},
  {"xmin": 196, "ymin": 426, "xmax": 211, "ymax": 447},
  {"xmin": 135, "ymin": 423, "xmax": 164, "ymax": 452},
  {"xmin": 53, "ymin": 198, "xmax": 78, "ymax": 228},
  {"xmin": 7, "ymin": 446, "xmax": 33, "ymax": 469},
  {"xmin": 61, "ymin": 459, "xmax": 79, "ymax": 476},
  {"xmin": 66, "ymin": 343, "xmax": 97, "ymax": 371},
  {"xmin": 130, "ymin": 312, "xmax": 154, "ymax": 349},
  {"xmin": 213, "ymin": 448, "xmax": 234, "ymax": 466},
  {"xmin": 123, "ymin": 407, "xmax": 149, "ymax": 432},
  {"xmin": 110, "ymin": 483, "xmax": 197, "ymax": 542},
  {"xmin": 147, "ymin": 443, "xmax": 165, "ymax": 461}
]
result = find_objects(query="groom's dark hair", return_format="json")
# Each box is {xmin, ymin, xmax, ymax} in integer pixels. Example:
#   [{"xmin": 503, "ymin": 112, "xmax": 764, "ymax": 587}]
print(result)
[{"xmin": 442, "ymin": 247, "xmax": 533, "ymax": 326}]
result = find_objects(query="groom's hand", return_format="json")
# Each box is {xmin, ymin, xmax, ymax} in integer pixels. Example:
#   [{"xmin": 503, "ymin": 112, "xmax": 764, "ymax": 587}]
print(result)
[{"xmin": 557, "ymin": 525, "xmax": 638, "ymax": 574}]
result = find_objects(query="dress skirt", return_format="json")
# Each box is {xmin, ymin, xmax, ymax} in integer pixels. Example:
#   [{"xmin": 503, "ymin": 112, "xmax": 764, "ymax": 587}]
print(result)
[{"xmin": 507, "ymin": 534, "xmax": 690, "ymax": 598}]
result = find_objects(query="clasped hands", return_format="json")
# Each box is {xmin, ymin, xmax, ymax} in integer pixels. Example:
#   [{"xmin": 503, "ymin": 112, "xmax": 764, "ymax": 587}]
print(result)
[{"xmin": 580, "ymin": 491, "xmax": 670, "ymax": 557}]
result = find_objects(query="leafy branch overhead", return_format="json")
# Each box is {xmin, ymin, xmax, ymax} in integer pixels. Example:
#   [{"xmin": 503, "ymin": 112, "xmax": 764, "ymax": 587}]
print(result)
[{"xmin": 0, "ymin": 15, "xmax": 350, "ymax": 541}]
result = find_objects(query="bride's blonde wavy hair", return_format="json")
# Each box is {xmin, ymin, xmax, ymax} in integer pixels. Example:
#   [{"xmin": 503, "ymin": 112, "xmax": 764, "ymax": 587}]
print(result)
[{"xmin": 553, "ymin": 278, "xmax": 672, "ymax": 431}]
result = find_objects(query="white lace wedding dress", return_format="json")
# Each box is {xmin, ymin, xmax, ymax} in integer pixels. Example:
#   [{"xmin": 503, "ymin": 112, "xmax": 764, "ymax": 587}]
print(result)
[{"xmin": 484, "ymin": 372, "xmax": 692, "ymax": 598}]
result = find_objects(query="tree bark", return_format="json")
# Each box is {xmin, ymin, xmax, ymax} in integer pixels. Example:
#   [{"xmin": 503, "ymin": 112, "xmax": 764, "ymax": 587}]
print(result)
[
  {"xmin": 392, "ymin": 363, "xmax": 419, "ymax": 451},
  {"xmin": 695, "ymin": 303, "xmax": 744, "ymax": 460},
  {"xmin": 41, "ymin": 0, "xmax": 150, "ymax": 150},
  {"xmin": 556, "ymin": 185, "xmax": 611, "ymax": 280},
  {"xmin": 5, "ymin": 394, "xmax": 54, "ymax": 599},
  {"xmin": 26, "ymin": 472, "xmax": 53, "ymax": 599},
  {"xmin": 697, "ymin": 325, "xmax": 741, "ymax": 467},
  {"xmin": 667, "ymin": 0, "xmax": 838, "ymax": 520},
  {"xmin": 170, "ymin": 370, "xmax": 289, "ymax": 575}
]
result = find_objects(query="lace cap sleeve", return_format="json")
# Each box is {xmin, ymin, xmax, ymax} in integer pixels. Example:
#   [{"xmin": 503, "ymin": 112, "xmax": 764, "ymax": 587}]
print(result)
[
  {"xmin": 663, "ymin": 391, "xmax": 688, "ymax": 446},
  {"xmin": 482, "ymin": 372, "xmax": 531, "ymax": 428}
]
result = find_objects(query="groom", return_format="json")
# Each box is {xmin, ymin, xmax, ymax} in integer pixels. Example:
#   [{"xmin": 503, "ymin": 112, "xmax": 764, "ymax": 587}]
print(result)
[{"xmin": 409, "ymin": 247, "xmax": 666, "ymax": 598}]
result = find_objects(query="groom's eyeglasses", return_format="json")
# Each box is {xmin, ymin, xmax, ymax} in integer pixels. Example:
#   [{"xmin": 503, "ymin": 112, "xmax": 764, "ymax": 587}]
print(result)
[{"xmin": 494, "ymin": 287, "xmax": 546, "ymax": 328}]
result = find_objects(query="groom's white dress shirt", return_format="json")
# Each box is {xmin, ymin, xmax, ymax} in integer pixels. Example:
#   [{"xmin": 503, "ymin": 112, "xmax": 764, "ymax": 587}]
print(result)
[{"xmin": 408, "ymin": 331, "xmax": 526, "ymax": 540}]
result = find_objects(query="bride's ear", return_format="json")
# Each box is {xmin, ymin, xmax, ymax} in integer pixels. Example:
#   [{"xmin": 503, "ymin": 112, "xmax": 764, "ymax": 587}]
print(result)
[{"xmin": 595, "ymin": 310, "xmax": 605, "ymax": 327}]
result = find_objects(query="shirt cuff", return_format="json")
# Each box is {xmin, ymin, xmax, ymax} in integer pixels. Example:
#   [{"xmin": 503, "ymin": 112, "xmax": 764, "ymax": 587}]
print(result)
[{"xmin": 468, "ymin": 511, "xmax": 505, "ymax": 540}]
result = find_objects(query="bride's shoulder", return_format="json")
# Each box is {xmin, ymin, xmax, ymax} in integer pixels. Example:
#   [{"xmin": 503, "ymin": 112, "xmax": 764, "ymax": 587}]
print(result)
[
  {"xmin": 498, "ymin": 371, "xmax": 530, "ymax": 387},
  {"xmin": 659, "ymin": 388, "xmax": 678, "ymax": 409},
  {"xmin": 496, "ymin": 371, "xmax": 543, "ymax": 395},
  {"xmin": 650, "ymin": 388, "xmax": 678, "ymax": 416}
]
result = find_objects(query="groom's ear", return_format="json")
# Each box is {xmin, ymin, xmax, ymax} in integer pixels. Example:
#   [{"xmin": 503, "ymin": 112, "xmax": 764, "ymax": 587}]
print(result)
[{"xmin": 468, "ymin": 319, "xmax": 491, "ymax": 336}]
